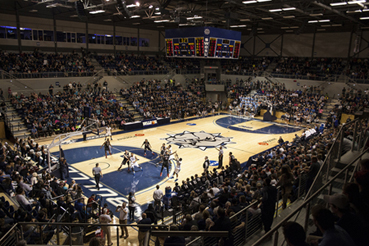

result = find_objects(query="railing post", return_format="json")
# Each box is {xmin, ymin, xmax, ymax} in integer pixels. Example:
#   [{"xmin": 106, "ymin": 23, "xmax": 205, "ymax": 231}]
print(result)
[
  {"xmin": 304, "ymin": 202, "xmax": 310, "ymax": 232},
  {"xmin": 338, "ymin": 130, "xmax": 344, "ymax": 161},
  {"xmin": 328, "ymin": 183, "xmax": 333, "ymax": 196},
  {"xmin": 344, "ymin": 169, "xmax": 348, "ymax": 185},
  {"xmin": 20, "ymin": 225, "xmax": 24, "ymax": 240},
  {"xmin": 116, "ymin": 226, "xmax": 119, "ymax": 246},
  {"xmin": 276, "ymin": 188, "xmax": 280, "ymax": 216},
  {"xmin": 69, "ymin": 226, "xmax": 72, "ymax": 246},
  {"xmin": 56, "ymin": 225, "xmax": 60, "ymax": 245},
  {"xmin": 298, "ymin": 174, "xmax": 302, "ymax": 198},
  {"xmin": 273, "ymin": 231, "xmax": 279, "ymax": 246},
  {"xmin": 244, "ymin": 208, "xmax": 249, "ymax": 240},
  {"xmin": 352, "ymin": 121, "xmax": 358, "ymax": 151}
]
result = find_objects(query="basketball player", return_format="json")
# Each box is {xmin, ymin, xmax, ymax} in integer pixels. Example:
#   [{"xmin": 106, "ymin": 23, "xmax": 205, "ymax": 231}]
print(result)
[
  {"xmin": 160, "ymin": 150, "xmax": 176, "ymax": 178},
  {"xmin": 100, "ymin": 138, "xmax": 112, "ymax": 158},
  {"xmin": 157, "ymin": 143, "xmax": 166, "ymax": 167},
  {"xmin": 173, "ymin": 153, "xmax": 182, "ymax": 182},
  {"xmin": 141, "ymin": 139, "xmax": 155, "ymax": 156},
  {"xmin": 167, "ymin": 144, "xmax": 174, "ymax": 160},
  {"xmin": 105, "ymin": 125, "xmax": 112, "ymax": 140},
  {"xmin": 118, "ymin": 150, "xmax": 130, "ymax": 172},
  {"xmin": 215, "ymin": 146, "xmax": 224, "ymax": 169},
  {"xmin": 130, "ymin": 153, "xmax": 142, "ymax": 176}
]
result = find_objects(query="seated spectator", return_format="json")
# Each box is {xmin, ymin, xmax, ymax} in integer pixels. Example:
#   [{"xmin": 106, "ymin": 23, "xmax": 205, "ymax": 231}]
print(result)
[{"xmin": 282, "ymin": 221, "xmax": 309, "ymax": 246}]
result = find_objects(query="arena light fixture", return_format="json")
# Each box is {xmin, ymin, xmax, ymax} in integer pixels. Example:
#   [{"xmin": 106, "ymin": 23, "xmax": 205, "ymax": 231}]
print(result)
[
  {"xmin": 348, "ymin": 0, "xmax": 366, "ymax": 4},
  {"xmin": 149, "ymin": 5, "xmax": 153, "ymax": 8},
  {"xmin": 269, "ymin": 9, "xmax": 282, "ymax": 12},
  {"xmin": 130, "ymin": 15, "xmax": 140, "ymax": 18},
  {"xmin": 283, "ymin": 15, "xmax": 295, "ymax": 18},
  {"xmin": 308, "ymin": 20, "xmax": 318, "ymax": 23},
  {"xmin": 155, "ymin": 12, "xmax": 161, "ymax": 15},
  {"xmin": 89, "ymin": 10, "xmax": 105, "ymax": 14},
  {"xmin": 187, "ymin": 16, "xmax": 203, "ymax": 20},
  {"xmin": 257, "ymin": 0, "xmax": 272, "ymax": 2},
  {"xmin": 319, "ymin": 19, "xmax": 330, "ymax": 22},
  {"xmin": 310, "ymin": 13, "xmax": 323, "ymax": 16},
  {"xmin": 360, "ymin": 16, "xmax": 369, "ymax": 19},
  {"xmin": 261, "ymin": 17, "xmax": 273, "ymax": 20},
  {"xmin": 126, "ymin": 4, "xmax": 136, "ymax": 8},
  {"xmin": 135, "ymin": 2, "xmax": 140, "ymax": 6},
  {"xmin": 154, "ymin": 19, "xmax": 170, "ymax": 23},
  {"xmin": 282, "ymin": 7, "xmax": 296, "ymax": 11},
  {"xmin": 243, "ymin": 0, "xmax": 257, "ymax": 4},
  {"xmin": 330, "ymin": 2, "xmax": 347, "ymax": 6}
]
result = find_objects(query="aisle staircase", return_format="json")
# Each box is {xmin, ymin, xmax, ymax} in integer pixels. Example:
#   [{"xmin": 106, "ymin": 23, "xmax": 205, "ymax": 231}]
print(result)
[
  {"xmin": 113, "ymin": 92, "xmax": 144, "ymax": 121},
  {"xmin": 4, "ymin": 102, "xmax": 30, "ymax": 138},
  {"xmin": 90, "ymin": 58, "xmax": 104, "ymax": 71},
  {"xmin": 318, "ymin": 99, "xmax": 339, "ymax": 124}
]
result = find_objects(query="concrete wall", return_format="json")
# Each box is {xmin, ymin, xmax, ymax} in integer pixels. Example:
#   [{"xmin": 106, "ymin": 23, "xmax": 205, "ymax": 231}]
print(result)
[
  {"xmin": 0, "ymin": 14, "xmax": 160, "ymax": 53},
  {"xmin": 240, "ymin": 31, "xmax": 366, "ymax": 58}
]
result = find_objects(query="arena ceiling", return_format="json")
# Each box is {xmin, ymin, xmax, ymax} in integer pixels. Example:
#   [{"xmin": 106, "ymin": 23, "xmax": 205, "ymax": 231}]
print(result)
[{"xmin": 2, "ymin": 0, "xmax": 369, "ymax": 34}]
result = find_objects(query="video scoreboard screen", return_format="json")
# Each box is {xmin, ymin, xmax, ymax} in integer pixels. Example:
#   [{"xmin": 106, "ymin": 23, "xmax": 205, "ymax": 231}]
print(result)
[{"xmin": 165, "ymin": 27, "xmax": 241, "ymax": 59}]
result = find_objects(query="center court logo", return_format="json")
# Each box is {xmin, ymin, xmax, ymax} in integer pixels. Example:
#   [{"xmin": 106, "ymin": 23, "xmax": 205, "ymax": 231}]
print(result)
[{"xmin": 161, "ymin": 130, "xmax": 235, "ymax": 151}]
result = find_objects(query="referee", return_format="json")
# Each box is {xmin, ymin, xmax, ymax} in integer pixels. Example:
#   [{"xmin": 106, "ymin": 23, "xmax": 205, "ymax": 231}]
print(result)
[{"xmin": 92, "ymin": 163, "xmax": 103, "ymax": 191}]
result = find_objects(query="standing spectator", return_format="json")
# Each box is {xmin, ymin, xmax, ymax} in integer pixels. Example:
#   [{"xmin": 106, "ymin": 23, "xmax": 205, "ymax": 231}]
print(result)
[
  {"xmin": 261, "ymin": 178, "xmax": 277, "ymax": 233},
  {"xmin": 153, "ymin": 185, "xmax": 163, "ymax": 212},
  {"xmin": 128, "ymin": 192, "xmax": 136, "ymax": 222},
  {"xmin": 210, "ymin": 207, "xmax": 232, "ymax": 246},
  {"xmin": 7, "ymin": 87, "xmax": 11, "ymax": 99},
  {"xmin": 324, "ymin": 193, "xmax": 368, "ymax": 246},
  {"xmin": 31, "ymin": 126, "xmax": 38, "ymax": 139},
  {"xmin": 354, "ymin": 159, "xmax": 369, "ymax": 204},
  {"xmin": 304, "ymin": 156, "xmax": 321, "ymax": 195},
  {"xmin": 48, "ymin": 84, "xmax": 54, "ymax": 96},
  {"xmin": 59, "ymin": 157, "xmax": 69, "ymax": 180},
  {"xmin": 278, "ymin": 165, "xmax": 294, "ymax": 209},
  {"xmin": 99, "ymin": 208, "xmax": 112, "ymax": 246},
  {"xmin": 0, "ymin": 88, "xmax": 4, "ymax": 100},
  {"xmin": 282, "ymin": 221, "xmax": 309, "ymax": 246},
  {"xmin": 92, "ymin": 163, "xmax": 102, "ymax": 190},
  {"xmin": 278, "ymin": 136, "xmax": 284, "ymax": 144},
  {"xmin": 137, "ymin": 213, "xmax": 152, "ymax": 246},
  {"xmin": 116, "ymin": 202, "xmax": 129, "ymax": 239},
  {"xmin": 311, "ymin": 206, "xmax": 356, "ymax": 246}
]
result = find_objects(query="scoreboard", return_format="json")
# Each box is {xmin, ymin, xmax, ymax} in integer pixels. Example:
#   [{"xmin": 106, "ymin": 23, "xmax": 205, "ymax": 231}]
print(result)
[{"xmin": 165, "ymin": 27, "xmax": 241, "ymax": 59}]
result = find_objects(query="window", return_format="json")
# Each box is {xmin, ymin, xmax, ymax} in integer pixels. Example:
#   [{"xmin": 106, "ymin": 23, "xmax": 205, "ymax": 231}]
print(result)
[
  {"xmin": 7, "ymin": 28, "xmax": 17, "ymax": 39},
  {"xmin": 123, "ymin": 37, "xmax": 128, "ymax": 45},
  {"xmin": 96, "ymin": 34, "xmax": 104, "ymax": 44},
  {"xmin": 43, "ymin": 30, "xmax": 54, "ymax": 41},
  {"xmin": 106, "ymin": 35, "xmax": 113, "ymax": 45},
  {"xmin": 71, "ymin": 33, "xmax": 76, "ymax": 43},
  {"xmin": 77, "ymin": 33, "xmax": 85, "ymax": 43},
  {"xmin": 139, "ymin": 38, "xmax": 149, "ymax": 47},
  {"xmin": 115, "ymin": 35, "xmax": 122, "ymax": 45},
  {"xmin": 88, "ymin": 34, "xmax": 95, "ymax": 44},
  {"xmin": 37, "ymin": 30, "xmax": 43, "ymax": 41},
  {"xmin": 20, "ymin": 28, "xmax": 32, "ymax": 40},
  {"xmin": 0, "ymin": 27, "xmax": 6, "ymax": 39},
  {"xmin": 131, "ymin": 37, "xmax": 137, "ymax": 46},
  {"xmin": 57, "ymin": 31, "xmax": 65, "ymax": 42}
]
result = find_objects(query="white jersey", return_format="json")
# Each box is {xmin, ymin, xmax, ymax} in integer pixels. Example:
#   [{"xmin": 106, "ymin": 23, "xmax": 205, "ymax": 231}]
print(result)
[
  {"xmin": 106, "ymin": 126, "xmax": 112, "ymax": 136},
  {"xmin": 130, "ymin": 156, "xmax": 139, "ymax": 168},
  {"xmin": 174, "ymin": 160, "xmax": 181, "ymax": 174},
  {"xmin": 168, "ymin": 147, "xmax": 174, "ymax": 160}
]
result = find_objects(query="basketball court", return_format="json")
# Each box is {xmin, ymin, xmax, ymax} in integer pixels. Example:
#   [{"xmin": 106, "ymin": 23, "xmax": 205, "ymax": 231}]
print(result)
[{"xmin": 37, "ymin": 114, "xmax": 303, "ymax": 216}]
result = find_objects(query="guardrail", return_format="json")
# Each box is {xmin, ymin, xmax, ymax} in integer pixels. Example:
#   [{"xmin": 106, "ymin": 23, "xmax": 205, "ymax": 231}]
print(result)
[
  {"xmin": 270, "ymin": 73, "xmax": 341, "ymax": 82},
  {"xmin": 252, "ymin": 146, "xmax": 369, "ymax": 246}
]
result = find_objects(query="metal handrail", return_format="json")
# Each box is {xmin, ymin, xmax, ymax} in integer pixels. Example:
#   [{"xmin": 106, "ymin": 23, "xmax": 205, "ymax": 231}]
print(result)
[
  {"xmin": 304, "ymin": 118, "xmax": 360, "ymax": 200},
  {"xmin": 0, "ymin": 223, "xmax": 19, "ymax": 242},
  {"xmin": 252, "ymin": 146, "xmax": 369, "ymax": 246}
]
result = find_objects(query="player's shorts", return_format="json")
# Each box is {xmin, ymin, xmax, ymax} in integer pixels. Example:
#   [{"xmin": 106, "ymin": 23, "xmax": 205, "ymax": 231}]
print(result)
[
  {"xmin": 131, "ymin": 162, "xmax": 139, "ymax": 169},
  {"xmin": 174, "ymin": 167, "xmax": 181, "ymax": 174}
]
